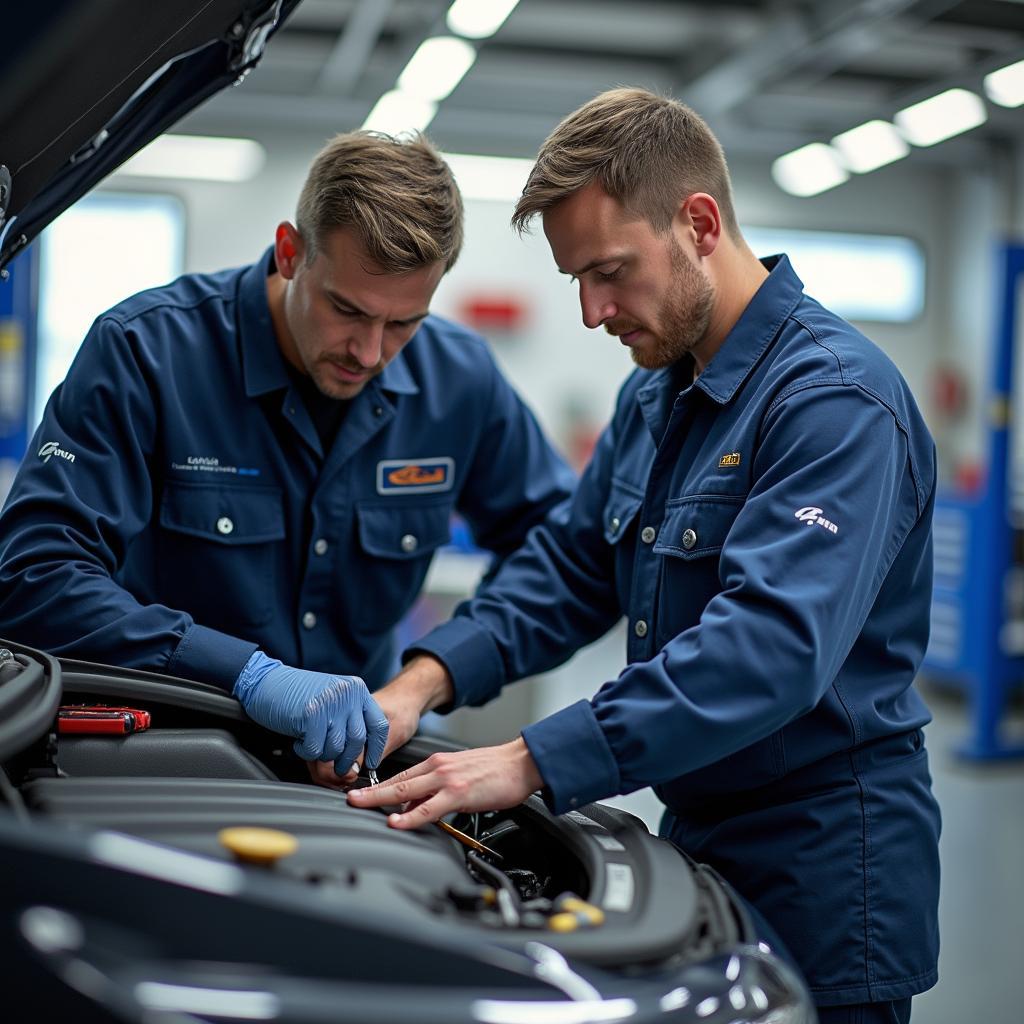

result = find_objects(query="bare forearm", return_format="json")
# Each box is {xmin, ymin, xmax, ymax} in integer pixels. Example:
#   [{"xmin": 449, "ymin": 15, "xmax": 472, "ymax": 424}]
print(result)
[{"xmin": 378, "ymin": 653, "xmax": 455, "ymax": 714}]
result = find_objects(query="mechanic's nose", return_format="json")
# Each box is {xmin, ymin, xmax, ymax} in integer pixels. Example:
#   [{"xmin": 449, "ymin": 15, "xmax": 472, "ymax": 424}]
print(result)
[
  {"xmin": 579, "ymin": 282, "xmax": 615, "ymax": 330},
  {"xmin": 349, "ymin": 321, "xmax": 385, "ymax": 368}
]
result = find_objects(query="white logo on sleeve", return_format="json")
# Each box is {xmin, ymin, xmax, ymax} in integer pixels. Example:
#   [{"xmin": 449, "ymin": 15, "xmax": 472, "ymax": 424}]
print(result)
[
  {"xmin": 795, "ymin": 505, "xmax": 838, "ymax": 534},
  {"xmin": 38, "ymin": 441, "xmax": 76, "ymax": 464}
]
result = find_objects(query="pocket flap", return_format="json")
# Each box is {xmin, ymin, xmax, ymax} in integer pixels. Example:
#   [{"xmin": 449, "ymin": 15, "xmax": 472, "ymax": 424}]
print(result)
[
  {"xmin": 603, "ymin": 478, "xmax": 644, "ymax": 545},
  {"xmin": 356, "ymin": 500, "xmax": 452, "ymax": 560},
  {"xmin": 160, "ymin": 482, "xmax": 285, "ymax": 545},
  {"xmin": 653, "ymin": 495, "xmax": 743, "ymax": 559}
]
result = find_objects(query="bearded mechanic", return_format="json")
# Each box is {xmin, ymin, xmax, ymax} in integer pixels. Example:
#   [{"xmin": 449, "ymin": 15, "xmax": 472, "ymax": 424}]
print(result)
[
  {"xmin": 0, "ymin": 132, "xmax": 574, "ymax": 781},
  {"xmin": 352, "ymin": 89, "xmax": 942, "ymax": 1024}
]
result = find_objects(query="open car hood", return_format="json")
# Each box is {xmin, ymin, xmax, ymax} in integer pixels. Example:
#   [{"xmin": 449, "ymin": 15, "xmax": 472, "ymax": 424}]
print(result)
[{"xmin": 0, "ymin": 0, "xmax": 301, "ymax": 272}]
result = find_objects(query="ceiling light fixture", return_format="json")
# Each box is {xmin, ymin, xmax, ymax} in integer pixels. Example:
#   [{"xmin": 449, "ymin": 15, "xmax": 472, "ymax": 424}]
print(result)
[
  {"xmin": 446, "ymin": 0, "xmax": 520, "ymax": 39},
  {"xmin": 894, "ymin": 88, "xmax": 987, "ymax": 147},
  {"xmin": 362, "ymin": 90, "xmax": 438, "ymax": 135},
  {"xmin": 831, "ymin": 119, "xmax": 909, "ymax": 174},
  {"xmin": 984, "ymin": 58, "xmax": 1024, "ymax": 108},
  {"xmin": 771, "ymin": 143, "xmax": 849, "ymax": 197},
  {"xmin": 398, "ymin": 36, "xmax": 477, "ymax": 101},
  {"xmin": 116, "ymin": 135, "xmax": 265, "ymax": 182}
]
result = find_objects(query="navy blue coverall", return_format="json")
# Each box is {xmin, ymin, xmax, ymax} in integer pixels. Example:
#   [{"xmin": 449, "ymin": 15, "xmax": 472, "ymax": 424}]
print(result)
[
  {"xmin": 413, "ymin": 256, "xmax": 941, "ymax": 1007},
  {"xmin": 0, "ymin": 248, "xmax": 576, "ymax": 690}
]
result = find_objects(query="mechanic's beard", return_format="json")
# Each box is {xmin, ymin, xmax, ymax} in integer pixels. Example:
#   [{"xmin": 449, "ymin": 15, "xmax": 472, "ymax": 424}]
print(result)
[{"xmin": 628, "ymin": 243, "xmax": 714, "ymax": 371}]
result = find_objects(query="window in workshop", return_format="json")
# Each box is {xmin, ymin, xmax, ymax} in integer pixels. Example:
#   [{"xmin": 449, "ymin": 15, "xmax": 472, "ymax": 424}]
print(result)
[
  {"xmin": 34, "ymin": 191, "xmax": 184, "ymax": 427},
  {"xmin": 744, "ymin": 227, "xmax": 924, "ymax": 324}
]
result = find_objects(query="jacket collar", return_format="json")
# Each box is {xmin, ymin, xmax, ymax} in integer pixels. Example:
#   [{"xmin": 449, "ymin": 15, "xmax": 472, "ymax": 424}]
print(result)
[{"xmin": 693, "ymin": 253, "xmax": 805, "ymax": 405}]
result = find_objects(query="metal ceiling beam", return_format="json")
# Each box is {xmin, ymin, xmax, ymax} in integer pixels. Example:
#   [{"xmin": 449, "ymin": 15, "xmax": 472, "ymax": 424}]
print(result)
[
  {"xmin": 680, "ymin": 0, "xmax": 960, "ymax": 116},
  {"xmin": 318, "ymin": 0, "xmax": 394, "ymax": 95}
]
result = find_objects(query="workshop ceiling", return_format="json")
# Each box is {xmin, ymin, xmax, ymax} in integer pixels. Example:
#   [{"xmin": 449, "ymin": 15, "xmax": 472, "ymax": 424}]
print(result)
[{"xmin": 184, "ymin": 0, "xmax": 1024, "ymax": 165}]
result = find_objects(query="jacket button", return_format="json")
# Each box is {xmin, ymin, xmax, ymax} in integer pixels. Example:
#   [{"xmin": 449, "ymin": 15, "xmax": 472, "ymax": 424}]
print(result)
[
  {"xmin": 400, "ymin": 534, "xmax": 418, "ymax": 553},
  {"xmin": 216, "ymin": 517, "xmax": 234, "ymax": 535},
  {"xmin": 610, "ymin": 516, "xmax": 621, "ymax": 533},
  {"xmin": 302, "ymin": 611, "xmax": 317, "ymax": 630},
  {"xmin": 640, "ymin": 526, "xmax": 656, "ymax": 544},
  {"xmin": 634, "ymin": 619, "xmax": 648, "ymax": 638},
  {"xmin": 681, "ymin": 528, "xmax": 697, "ymax": 550},
  {"xmin": 313, "ymin": 538, "xmax": 328, "ymax": 556},
  {"xmin": 373, "ymin": 406, "xmax": 383, "ymax": 417}
]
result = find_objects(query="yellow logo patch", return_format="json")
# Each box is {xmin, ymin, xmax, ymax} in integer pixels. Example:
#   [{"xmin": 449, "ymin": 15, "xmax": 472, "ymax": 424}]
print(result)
[{"xmin": 719, "ymin": 452, "xmax": 742, "ymax": 468}]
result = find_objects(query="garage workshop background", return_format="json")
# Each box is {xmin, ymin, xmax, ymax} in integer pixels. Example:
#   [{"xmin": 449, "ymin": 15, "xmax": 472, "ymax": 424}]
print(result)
[{"xmin": 1, "ymin": 3, "xmax": 1022, "ymax": 1022}]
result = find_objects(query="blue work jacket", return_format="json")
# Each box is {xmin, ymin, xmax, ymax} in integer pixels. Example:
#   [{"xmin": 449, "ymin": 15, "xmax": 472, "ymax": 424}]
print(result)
[
  {"xmin": 0, "ymin": 249, "xmax": 575, "ymax": 690},
  {"xmin": 414, "ymin": 256, "xmax": 940, "ymax": 1004}
]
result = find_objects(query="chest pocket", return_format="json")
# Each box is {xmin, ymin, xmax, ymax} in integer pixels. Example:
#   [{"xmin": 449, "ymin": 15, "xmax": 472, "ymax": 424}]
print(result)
[
  {"xmin": 158, "ymin": 482, "xmax": 285, "ymax": 630},
  {"xmin": 653, "ymin": 495, "xmax": 743, "ymax": 559},
  {"xmin": 652, "ymin": 495, "xmax": 743, "ymax": 644},
  {"xmin": 603, "ymin": 479, "xmax": 644, "ymax": 545},
  {"xmin": 356, "ymin": 499, "xmax": 453, "ymax": 559},
  {"xmin": 602, "ymin": 478, "xmax": 644, "ymax": 609},
  {"xmin": 355, "ymin": 499, "xmax": 454, "ymax": 615}
]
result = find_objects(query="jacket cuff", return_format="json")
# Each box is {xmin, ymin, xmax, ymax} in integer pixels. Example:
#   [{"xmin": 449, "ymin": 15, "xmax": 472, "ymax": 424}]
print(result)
[
  {"xmin": 167, "ymin": 624, "xmax": 259, "ymax": 691},
  {"xmin": 521, "ymin": 700, "xmax": 621, "ymax": 814},
  {"xmin": 404, "ymin": 617, "xmax": 506, "ymax": 711}
]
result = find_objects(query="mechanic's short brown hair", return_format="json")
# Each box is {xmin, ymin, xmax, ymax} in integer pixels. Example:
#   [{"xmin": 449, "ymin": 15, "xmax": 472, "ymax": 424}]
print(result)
[
  {"xmin": 297, "ymin": 131, "xmax": 463, "ymax": 272},
  {"xmin": 512, "ymin": 87, "xmax": 740, "ymax": 239}
]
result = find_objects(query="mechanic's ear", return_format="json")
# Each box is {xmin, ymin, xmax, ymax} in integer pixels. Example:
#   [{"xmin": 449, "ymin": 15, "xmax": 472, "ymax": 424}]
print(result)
[
  {"xmin": 678, "ymin": 193, "xmax": 721, "ymax": 258},
  {"xmin": 275, "ymin": 222, "xmax": 304, "ymax": 279}
]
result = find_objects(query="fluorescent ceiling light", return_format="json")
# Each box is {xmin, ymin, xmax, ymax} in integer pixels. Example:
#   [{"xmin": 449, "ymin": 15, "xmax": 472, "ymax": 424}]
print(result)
[
  {"xmin": 894, "ymin": 88, "xmax": 986, "ymax": 147},
  {"xmin": 443, "ymin": 153, "xmax": 533, "ymax": 202},
  {"xmin": 398, "ymin": 36, "xmax": 476, "ymax": 101},
  {"xmin": 117, "ymin": 135, "xmax": 265, "ymax": 182},
  {"xmin": 984, "ymin": 58, "xmax": 1024, "ymax": 108},
  {"xmin": 446, "ymin": 0, "xmax": 520, "ymax": 39},
  {"xmin": 362, "ymin": 89, "xmax": 437, "ymax": 134},
  {"xmin": 831, "ymin": 120, "xmax": 909, "ymax": 173},
  {"xmin": 771, "ymin": 143, "xmax": 849, "ymax": 197}
]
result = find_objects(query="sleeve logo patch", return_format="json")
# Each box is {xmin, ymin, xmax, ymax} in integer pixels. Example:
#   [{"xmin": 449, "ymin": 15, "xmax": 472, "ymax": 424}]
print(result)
[
  {"xmin": 377, "ymin": 457, "xmax": 455, "ymax": 495},
  {"xmin": 718, "ymin": 451, "xmax": 742, "ymax": 467},
  {"xmin": 38, "ymin": 440, "xmax": 76, "ymax": 464},
  {"xmin": 795, "ymin": 505, "xmax": 839, "ymax": 534}
]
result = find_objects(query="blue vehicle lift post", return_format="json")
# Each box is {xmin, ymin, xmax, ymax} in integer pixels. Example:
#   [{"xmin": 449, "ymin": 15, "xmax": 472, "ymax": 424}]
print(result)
[{"xmin": 925, "ymin": 243, "xmax": 1024, "ymax": 760}]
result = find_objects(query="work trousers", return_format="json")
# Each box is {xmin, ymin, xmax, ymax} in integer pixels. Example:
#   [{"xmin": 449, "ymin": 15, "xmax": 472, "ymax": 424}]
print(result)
[{"xmin": 817, "ymin": 998, "xmax": 912, "ymax": 1024}]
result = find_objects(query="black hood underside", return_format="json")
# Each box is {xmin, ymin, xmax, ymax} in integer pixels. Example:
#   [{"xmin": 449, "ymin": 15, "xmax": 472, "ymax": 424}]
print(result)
[{"xmin": 0, "ymin": 0, "xmax": 300, "ymax": 271}]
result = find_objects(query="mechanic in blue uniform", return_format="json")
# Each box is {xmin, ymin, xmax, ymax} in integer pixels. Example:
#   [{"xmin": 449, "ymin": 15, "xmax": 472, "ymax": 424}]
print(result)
[
  {"xmin": 0, "ymin": 131, "xmax": 575, "ymax": 783},
  {"xmin": 351, "ymin": 90, "xmax": 941, "ymax": 1024}
]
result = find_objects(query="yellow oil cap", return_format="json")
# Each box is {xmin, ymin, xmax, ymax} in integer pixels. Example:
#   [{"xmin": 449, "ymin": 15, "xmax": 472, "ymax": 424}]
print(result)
[
  {"xmin": 218, "ymin": 826, "xmax": 298, "ymax": 867},
  {"xmin": 547, "ymin": 912, "xmax": 581, "ymax": 933}
]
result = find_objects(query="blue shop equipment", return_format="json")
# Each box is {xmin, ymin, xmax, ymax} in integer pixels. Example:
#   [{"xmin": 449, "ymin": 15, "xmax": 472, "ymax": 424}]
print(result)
[
  {"xmin": 0, "ymin": 246, "xmax": 37, "ymax": 502},
  {"xmin": 925, "ymin": 243, "xmax": 1024, "ymax": 759}
]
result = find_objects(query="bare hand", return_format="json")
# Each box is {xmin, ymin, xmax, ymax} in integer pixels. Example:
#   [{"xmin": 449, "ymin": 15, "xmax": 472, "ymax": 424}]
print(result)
[{"xmin": 346, "ymin": 737, "xmax": 543, "ymax": 829}]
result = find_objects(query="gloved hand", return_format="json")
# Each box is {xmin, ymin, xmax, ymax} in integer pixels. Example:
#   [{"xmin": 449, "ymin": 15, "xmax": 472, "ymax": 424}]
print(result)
[{"xmin": 233, "ymin": 651, "xmax": 388, "ymax": 777}]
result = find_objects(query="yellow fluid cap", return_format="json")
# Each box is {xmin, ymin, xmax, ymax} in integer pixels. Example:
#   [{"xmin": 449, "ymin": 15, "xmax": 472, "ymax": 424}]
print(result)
[
  {"xmin": 547, "ymin": 912, "xmax": 581, "ymax": 933},
  {"xmin": 218, "ymin": 826, "xmax": 298, "ymax": 867},
  {"xmin": 557, "ymin": 896, "xmax": 605, "ymax": 926}
]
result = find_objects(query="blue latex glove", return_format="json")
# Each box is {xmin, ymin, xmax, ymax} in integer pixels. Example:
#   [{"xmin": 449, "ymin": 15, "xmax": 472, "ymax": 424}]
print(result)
[{"xmin": 233, "ymin": 651, "xmax": 389, "ymax": 776}]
